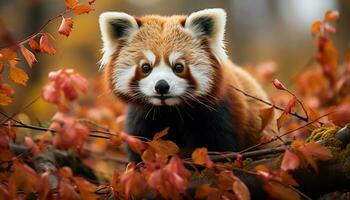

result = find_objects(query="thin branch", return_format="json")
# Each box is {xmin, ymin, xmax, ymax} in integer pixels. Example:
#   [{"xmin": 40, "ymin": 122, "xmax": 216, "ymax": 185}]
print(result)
[
  {"xmin": 232, "ymin": 85, "xmax": 309, "ymax": 122},
  {"xmin": 239, "ymin": 112, "xmax": 331, "ymax": 153},
  {"xmin": 0, "ymin": 9, "xmax": 70, "ymax": 49}
]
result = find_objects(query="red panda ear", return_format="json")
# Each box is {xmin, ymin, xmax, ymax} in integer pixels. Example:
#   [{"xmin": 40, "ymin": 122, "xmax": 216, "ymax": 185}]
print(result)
[
  {"xmin": 185, "ymin": 8, "xmax": 227, "ymax": 61},
  {"xmin": 99, "ymin": 12, "xmax": 139, "ymax": 69}
]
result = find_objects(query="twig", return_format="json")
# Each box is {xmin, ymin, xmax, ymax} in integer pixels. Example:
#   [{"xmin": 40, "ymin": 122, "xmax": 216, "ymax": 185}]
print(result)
[
  {"xmin": 0, "ymin": 9, "xmax": 70, "ymax": 49},
  {"xmin": 239, "ymin": 112, "xmax": 331, "ymax": 153},
  {"xmin": 232, "ymin": 85, "xmax": 309, "ymax": 122}
]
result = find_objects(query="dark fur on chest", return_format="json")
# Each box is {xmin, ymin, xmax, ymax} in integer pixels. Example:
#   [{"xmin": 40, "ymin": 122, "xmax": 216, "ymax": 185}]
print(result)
[{"xmin": 125, "ymin": 98, "xmax": 241, "ymax": 161}]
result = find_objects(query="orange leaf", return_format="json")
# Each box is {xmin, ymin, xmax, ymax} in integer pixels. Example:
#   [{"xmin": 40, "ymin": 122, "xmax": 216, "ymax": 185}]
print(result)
[
  {"xmin": 195, "ymin": 184, "xmax": 213, "ymax": 199},
  {"xmin": 259, "ymin": 106, "xmax": 275, "ymax": 132},
  {"xmin": 0, "ymin": 92, "xmax": 12, "ymax": 105},
  {"xmin": 72, "ymin": 4, "xmax": 93, "ymax": 15},
  {"xmin": 153, "ymin": 127, "xmax": 169, "ymax": 140},
  {"xmin": 59, "ymin": 178, "xmax": 80, "ymax": 200},
  {"xmin": 65, "ymin": 0, "xmax": 78, "ymax": 8},
  {"xmin": 277, "ymin": 112, "xmax": 289, "ymax": 131},
  {"xmin": 272, "ymin": 78, "xmax": 287, "ymax": 90},
  {"xmin": 311, "ymin": 21, "xmax": 321, "ymax": 36},
  {"xmin": 328, "ymin": 103, "xmax": 350, "ymax": 126},
  {"xmin": 324, "ymin": 10, "xmax": 340, "ymax": 21},
  {"xmin": 263, "ymin": 181, "xmax": 301, "ymax": 200},
  {"xmin": 73, "ymin": 177, "xmax": 99, "ymax": 200},
  {"xmin": 192, "ymin": 147, "xmax": 208, "ymax": 166},
  {"xmin": 19, "ymin": 45, "xmax": 37, "ymax": 68},
  {"xmin": 9, "ymin": 61, "xmax": 29, "ymax": 85},
  {"xmin": 37, "ymin": 172, "xmax": 51, "ymax": 200},
  {"xmin": 29, "ymin": 37, "xmax": 41, "ymax": 52},
  {"xmin": 39, "ymin": 34, "xmax": 56, "ymax": 55},
  {"xmin": 58, "ymin": 17, "xmax": 74, "ymax": 37},
  {"xmin": 0, "ymin": 53, "xmax": 3, "ymax": 72},
  {"xmin": 0, "ymin": 48, "xmax": 17, "ymax": 60},
  {"xmin": 281, "ymin": 150, "xmax": 300, "ymax": 171},
  {"xmin": 233, "ymin": 179, "xmax": 250, "ymax": 200},
  {"xmin": 218, "ymin": 170, "xmax": 235, "ymax": 191}
]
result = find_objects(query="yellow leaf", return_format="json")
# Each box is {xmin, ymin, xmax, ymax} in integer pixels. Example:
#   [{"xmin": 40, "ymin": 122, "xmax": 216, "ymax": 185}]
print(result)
[
  {"xmin": 153, "ymin": 128, "xmax": 169, "ymax": 140},
  {"xmin": 192, "ymin": 147, "xmax": 208, "ymax": 165},
  {"xmin": 9, "ymin": 61, "xmax": 29, "ymax": 85}
]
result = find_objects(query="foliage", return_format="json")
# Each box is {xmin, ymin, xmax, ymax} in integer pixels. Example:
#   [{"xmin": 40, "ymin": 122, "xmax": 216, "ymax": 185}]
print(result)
[{"xmin": 0, "ymin": 2, "xmax": 350, "ymax": 199}]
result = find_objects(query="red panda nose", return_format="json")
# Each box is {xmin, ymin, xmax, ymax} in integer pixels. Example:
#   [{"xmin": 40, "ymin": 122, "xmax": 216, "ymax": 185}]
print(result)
[{"xmin": 155, "ymin": 79, "xmax": 170, "ymax": 95}]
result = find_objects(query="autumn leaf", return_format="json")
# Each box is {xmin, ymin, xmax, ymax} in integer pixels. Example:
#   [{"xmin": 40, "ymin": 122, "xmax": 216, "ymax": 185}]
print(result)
[
  {"xmin": 311, "ymin": 21, "xmax": 321, "ymax": 36},
  {"xmin": 233, "ymin": 179, "xmax": 250, "ymax": 200},
  {"xmin": 122, "ymin": 133, "xmax": 146, "ymax": 155},
  {"xmin": 65, "ymin": 0, "xmax": 78, "ymax": 9},
  {"xmin": 72, "ymin": 4, "xmax": 93, "ymax": 15},
  {"xmin": 73, "ymin": 177, "xmax": 99, "ymax": 200},
  {"xmin": 281, "ymin": 150, "xmax": 300, "ymax": 171},
  {"xmin": 259, "ymin": 106, "xmax": 275, "ymax": 132},
  {"xmin": 58, "ymin": 17, "xmax": 74, "ymax": 37},
  {"xmin": 24, "ymin": 136, "xmax": 40, "ymax": 155},
  {"xmin": 39, "ymin": 34, "xmax": 56, "ymax": 55},
  {"xmin": 37, "ymin": 172, "xmax": 51, "ymax": 200},
  {"xmin": 59, "ymin": 178, "xmax": 80, "ymax": 200},
  {"xmin": 19, "ymin": 45, "xmax": 37, "ymax": 68},
  {"xmin": 0, "ymin": 92, "xmax": 12, "ymax": 105},
  {"xmin": 29, "ymin": 37, "xmax": 41, "ymax": 52},
  {"xmin": 8, "ymin": 161, "xmax": 39, "ymax": 198},
  {"xmin": 272, "ymin": 78, "xmax": 287, "ymax": 90},
  {"xmin": 324, "ymin": 10, "xmax": 340, "ymax": 21},
  {"xmin": 9, "ymin": 61, "xmax": 29, "ymax": 85},
  {"xmin": 0, "ymin": 48, "xmax": 17, "ymax": 60},
  {"xmin": 328, "ymin": 103, "xmax": 350, "ymax": 126},
  {"xmin": 191, "ymin": 147, "xmax": 213, "ymax": 168}
]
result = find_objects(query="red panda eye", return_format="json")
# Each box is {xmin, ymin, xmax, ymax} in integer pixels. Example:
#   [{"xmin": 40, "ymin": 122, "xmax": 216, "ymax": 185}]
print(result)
[
  {"xmin": 141, "ymin": 63, "xmax": 152, "ymax": 74},
  {"xmin": 173, "ymin": 63, "xmax": 184, "ymax": 73}
]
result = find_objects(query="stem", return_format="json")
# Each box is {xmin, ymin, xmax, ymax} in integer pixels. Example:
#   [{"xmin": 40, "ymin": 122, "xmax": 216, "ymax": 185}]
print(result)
[
  {"xmin": 232, "ymin": 86, "xmax": 309, "ymax": 122},
  {"xmin": 0, "ymin": 9, "xmax": 70, "ymax": 49}
]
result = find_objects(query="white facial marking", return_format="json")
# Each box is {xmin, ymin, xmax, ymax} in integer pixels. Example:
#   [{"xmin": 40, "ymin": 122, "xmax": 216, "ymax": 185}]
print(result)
[
  {"xmin": 113, "ymin": 64, "xmax": 136, "ymax": 94},
  {"xmin": 188, "ymin": 61, "xmax": 214, "ymax": 96},
  {"xmin": 139, "ymin": 59, "xmax": 188, "ymax": 106},
  {"xmin": 169, "ymin": 51, "xmax": 182, "ymax": 66},
  {"xmin": 144, "ymin": 50, "xmax": 156, "ymax": 65}
]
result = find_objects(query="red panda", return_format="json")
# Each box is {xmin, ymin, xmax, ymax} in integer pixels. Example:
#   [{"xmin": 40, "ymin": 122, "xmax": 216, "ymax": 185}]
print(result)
[{"xmin": 99, "ymin": 8, "xmax": 275, "ymax": 161}]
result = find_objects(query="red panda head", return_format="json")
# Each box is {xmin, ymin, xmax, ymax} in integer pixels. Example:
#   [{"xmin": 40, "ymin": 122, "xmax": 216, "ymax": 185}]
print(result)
[{"xmin": 99, "ymin": 9, "xmax": 227, "ymax": 106}]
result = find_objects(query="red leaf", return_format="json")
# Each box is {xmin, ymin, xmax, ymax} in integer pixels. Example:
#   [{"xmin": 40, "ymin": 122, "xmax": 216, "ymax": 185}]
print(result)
[
  {"xmin": 59, "ymin": 178, "xmax": 80, "ymax": 200},
  {"xmin": 19, "ymin": 45, "xmax": 37, "ymax": 68},
  {"xmin": 24, "ymin": 136, "xmax": 41, "ymax": 155},
  {"xmin": 42, "ymin": 83, "xmax": 60, "ymax": 104},
  {"xmin": 272, "ymin": 79, "xmax": 287, "ymax": 90},
  {"xmin": 233, "ymin": 179, "xmax": 250, "ymax": 200},
  {"xmin": 281, "ymin": 150, "xmax": 300, "ymax": 171},
  {"xmin": 122, "ymin": 133, "xmax": 146, "ymax": 155},
  {"xmin": 328, "ymin": 103, "xmax": 350, "ymax": 126},
  {"xmin": 37, "ymin": 172, "xmax": 51, "ymax": 200},
  {"xmin": 58, "ymin": 17, "xmax": 74, "ymax": 37},
  {"xmin": 284, "ymin": 96, "xmax": 297, "ymax": 113},
  {"xmin": 29, "ymin": 37, "xmax": 41, "ymax": 52},
  {"xmin": 39, "ymin": 34, "xmax": 56, "ymax": 55}
]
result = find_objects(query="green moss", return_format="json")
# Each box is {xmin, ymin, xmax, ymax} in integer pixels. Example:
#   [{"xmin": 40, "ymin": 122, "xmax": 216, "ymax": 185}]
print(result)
[
  {"xmin": 306, "ymin": 126, "xmax": 342, "ymax": 155},
  {"xmin": 338, "ymin": 144, "xmax": 350, "ymax": 178}
]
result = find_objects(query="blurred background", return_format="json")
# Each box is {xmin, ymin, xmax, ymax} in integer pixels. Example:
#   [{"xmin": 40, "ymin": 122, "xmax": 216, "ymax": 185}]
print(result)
[{"xmin": 0, "ymin": 0, "xmax": 349, "ymax": 121}]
